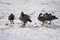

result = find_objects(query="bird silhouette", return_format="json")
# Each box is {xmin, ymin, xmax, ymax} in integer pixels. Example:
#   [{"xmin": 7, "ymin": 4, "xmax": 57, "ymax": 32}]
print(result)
[
  {"xmin": 19, "ymin": 12, "xmax": 32, "ymax": 26},
  {"xmin": 8, "ymin": 13, "xmax": 15, "ymax": 24},
  {"xmin": 38, "ymin": 13, "xmax": 58, "ymax": 25}
]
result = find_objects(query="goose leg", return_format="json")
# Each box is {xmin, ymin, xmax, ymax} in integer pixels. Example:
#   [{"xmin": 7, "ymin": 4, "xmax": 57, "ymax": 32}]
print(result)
[
  {"xmin": 42, "ymin": 21, "xmax": 44, "ymax": 25},
  {"xmin": 49, "ymin": 20, "xmax": 51, "ymax": 25},
  {"xmin": 23, "ymin": 22, "xmax": 25, "ymax": 26},
  {"xmin": 12, "ymin": 20, "xmax": 14, "ymax": 24},
  {"xmin": 50, "ymin": 20, "xmax": 51, "ymax": 25},
  {"xmin": 10, "ymin": 20, "xmax": 12, "ymax": 24},
  {"xmin": 10, "ymin": 20, "xmax": 14, "ymax": 24}
]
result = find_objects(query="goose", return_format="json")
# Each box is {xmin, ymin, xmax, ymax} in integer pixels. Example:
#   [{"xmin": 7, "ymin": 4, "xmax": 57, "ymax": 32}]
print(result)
[
  {"xmin": 8, "ymin": 13, "xmax": 15, "ymax": 24},
  {"xmin": 19, "ymin": 12, "xmax": 32, "ymax": 26},
  {"xmin": 44, "ymin": 13, "xmax": 58, "ymax": 24},
  {"xmin": 38, "ymin": 13, "xmax": 47, "ymax": 25},
  {"xmin": 38, "ymin": 13, "xmax": 58, "ymax": 25},
  {"xmin": 45, "ymin": 13, "xmax": 58, "ymax": 24}
]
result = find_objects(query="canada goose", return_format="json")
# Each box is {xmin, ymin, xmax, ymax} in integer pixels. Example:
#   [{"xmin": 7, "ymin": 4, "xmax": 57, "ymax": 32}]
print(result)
[
  {"xmin": 38, "ymin": 13, "xmax": 58, "ymax": 25},
  {"xmin": 44, "ymin": 13, "xmax": 49, "ymax": 17},
  {"xmin": 19, "ymin": 12, "xmax": 32, "ymax": 26},
  {"xmin": 8, "ymin": 13, "xmax": 15, "ymax": 24},
  {"xmin": 46, "ymin": 13, "xmax": 58, "ymax": 24},
  {"xmin": 44, "ymin": 13, "xmax": 58, "ymax": 24},
  {"xmin": 38, "ymin": 13, "xmax": 47, "ymax": 25}
]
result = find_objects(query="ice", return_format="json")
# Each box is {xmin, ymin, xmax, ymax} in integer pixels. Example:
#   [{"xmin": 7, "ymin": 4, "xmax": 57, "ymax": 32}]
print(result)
[{"xmin": 0, "ymin": 0, "xmax": 60, "ymax": 40}]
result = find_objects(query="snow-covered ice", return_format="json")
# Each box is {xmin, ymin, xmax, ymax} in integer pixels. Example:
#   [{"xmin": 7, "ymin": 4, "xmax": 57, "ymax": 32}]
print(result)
[
  {"xmin": 0, "ymin": 0, "xmax": 60, "ymax": 40},
  {"xmin": 0, "ymin": 28, "xmax": 60, "ymax": 40}
]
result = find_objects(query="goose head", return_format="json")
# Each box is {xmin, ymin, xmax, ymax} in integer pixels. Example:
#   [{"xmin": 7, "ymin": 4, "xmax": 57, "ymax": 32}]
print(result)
[
  {"xmin": 39, "ymin": 13, "xmax": 42, "ymax": 17},
  {"xmin": 21, "ymin": 12, "xmax": 24, "ymax": 17}
]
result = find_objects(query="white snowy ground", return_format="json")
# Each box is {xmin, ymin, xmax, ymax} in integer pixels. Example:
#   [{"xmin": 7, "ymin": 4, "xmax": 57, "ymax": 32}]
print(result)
[{"xmin": 0, "ymin": 0, "xmax": 60, "ymax": 40}]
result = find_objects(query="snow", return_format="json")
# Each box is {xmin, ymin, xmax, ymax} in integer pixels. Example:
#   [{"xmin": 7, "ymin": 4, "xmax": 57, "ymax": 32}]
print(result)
[
  {"xmin": 0, "ymin": 0, "xmax": 60, "ymax": 40},
  {"xmin": 0, "ymin": 28, "xmax": 60, "ymax": 40}
]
